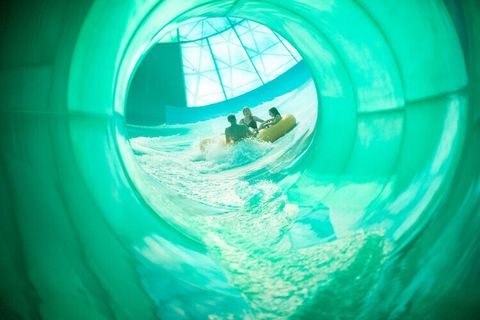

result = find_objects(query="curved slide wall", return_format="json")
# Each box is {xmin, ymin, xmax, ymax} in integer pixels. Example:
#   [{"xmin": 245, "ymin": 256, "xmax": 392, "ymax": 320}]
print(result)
[{"xmin": 1, "ymin": 0, "xmax": 479, "ymax": 319}]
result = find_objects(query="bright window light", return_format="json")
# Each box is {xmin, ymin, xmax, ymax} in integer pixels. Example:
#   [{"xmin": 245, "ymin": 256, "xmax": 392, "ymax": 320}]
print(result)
[{"xmin": 174, "ymin": 18, "xmax": 302, "ymax": 107}]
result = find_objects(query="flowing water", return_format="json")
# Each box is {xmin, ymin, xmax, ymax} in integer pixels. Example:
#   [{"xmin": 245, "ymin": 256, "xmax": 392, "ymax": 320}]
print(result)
[{"xmin": 128, "ymin": 82, "xmax": 399, "ymax": 318}]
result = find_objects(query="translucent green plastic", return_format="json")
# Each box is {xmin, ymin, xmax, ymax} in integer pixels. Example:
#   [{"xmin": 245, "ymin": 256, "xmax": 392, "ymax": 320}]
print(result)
[{"xmin": 1, "ymin": 0, "xmax": 479, "ymax": 319}]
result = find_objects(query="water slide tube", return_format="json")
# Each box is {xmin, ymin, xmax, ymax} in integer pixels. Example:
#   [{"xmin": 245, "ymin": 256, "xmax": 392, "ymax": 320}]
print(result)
[{"xmin": 1, "ymin": 0, "xmax": 479, "ymax": 319}]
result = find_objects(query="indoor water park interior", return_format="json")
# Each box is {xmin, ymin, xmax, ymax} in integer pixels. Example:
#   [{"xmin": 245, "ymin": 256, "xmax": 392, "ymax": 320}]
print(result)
[{"xmin": 1, "ymin": 0, "xmax": 479, "ymax": 319}]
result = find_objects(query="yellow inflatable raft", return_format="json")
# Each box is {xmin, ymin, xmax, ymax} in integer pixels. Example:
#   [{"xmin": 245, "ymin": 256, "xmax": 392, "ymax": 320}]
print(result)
[
  {"xmin": 257, "ymin": 114, "xmax": 296, "ymax": 142},
  {"xmin": 199, "ymin": 114, "xmax": 296, "ymax": 153}
]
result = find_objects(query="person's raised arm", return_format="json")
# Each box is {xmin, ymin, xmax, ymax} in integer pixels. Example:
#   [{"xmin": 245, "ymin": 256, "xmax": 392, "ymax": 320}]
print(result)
[
  {"xmin": 253, "ymin": 116, "xmax": 265, "ymax": 122},
  {"xmin": 259, "ymin": 119, "xmax": 270, "ymax": 129}
]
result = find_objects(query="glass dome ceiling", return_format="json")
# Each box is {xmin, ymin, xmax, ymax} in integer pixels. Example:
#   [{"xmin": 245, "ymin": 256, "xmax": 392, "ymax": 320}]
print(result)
[{"xmin": 162, "ymin": 17, "xmax": 302, "ymax": 107}]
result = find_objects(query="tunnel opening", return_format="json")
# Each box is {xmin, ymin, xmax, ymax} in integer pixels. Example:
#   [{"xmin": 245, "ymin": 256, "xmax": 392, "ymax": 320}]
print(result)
[
  {"xmin": 119, "ymin": 14, "xmax": 321, "ymax": 252},
  {"xmin": 122, "ymin": 15, "xmax": 319, "ymax": 213}
]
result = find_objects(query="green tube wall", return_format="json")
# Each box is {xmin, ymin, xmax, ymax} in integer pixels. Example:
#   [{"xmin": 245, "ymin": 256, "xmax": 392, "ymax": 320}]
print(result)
[{"xmin": 1, "ymin": 0, "xmax": 479, "ymax": 319}]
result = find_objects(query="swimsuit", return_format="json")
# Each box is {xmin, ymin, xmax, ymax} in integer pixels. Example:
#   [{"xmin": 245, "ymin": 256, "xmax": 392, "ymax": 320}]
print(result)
[{"xmin": 245, "ymin": 118, "xmax": 258, "ymax": 129}]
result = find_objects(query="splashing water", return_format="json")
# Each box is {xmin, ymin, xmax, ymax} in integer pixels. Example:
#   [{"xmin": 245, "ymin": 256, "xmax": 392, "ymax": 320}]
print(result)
[{"xmin": 130, "ymin": 81, "xmax": 394, "ymax": 318}]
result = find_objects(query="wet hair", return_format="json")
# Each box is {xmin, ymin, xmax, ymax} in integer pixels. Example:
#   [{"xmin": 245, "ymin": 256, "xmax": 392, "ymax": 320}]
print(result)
[
  {"xmin": 227, "ymin": 114, "xmax": 237, "ymax": 124},
  {"xmin": 242, "ymin": 107, "xmax": 251, "ymax": 115},
  {"xmin": 269, "ymin": 107, "xmax": 280, "ymax": 117}
]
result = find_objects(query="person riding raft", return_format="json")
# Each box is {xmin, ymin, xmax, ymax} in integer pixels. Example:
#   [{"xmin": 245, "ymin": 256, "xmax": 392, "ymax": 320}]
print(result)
[
  {"xmin": 239, "ymin": 107, "xmax": 264, "ymax": 133},
  {"xmin": 259, "ymin": 107, "xmax": 282, "ymax": 129},
  {"xmin": 225, "ymin": 114, "xmax": 253, "ymax": 144}
]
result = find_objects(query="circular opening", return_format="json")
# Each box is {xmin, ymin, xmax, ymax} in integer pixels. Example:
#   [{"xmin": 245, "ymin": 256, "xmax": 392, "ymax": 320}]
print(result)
[{"xmin": 121, "ymin": 15, "xmax": 319, "ymax": 237}]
